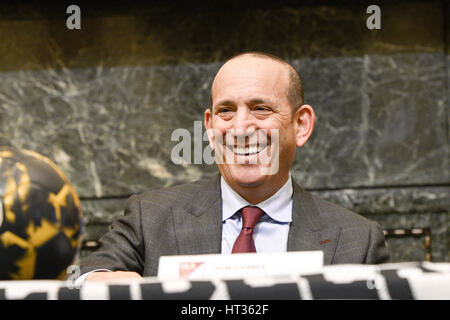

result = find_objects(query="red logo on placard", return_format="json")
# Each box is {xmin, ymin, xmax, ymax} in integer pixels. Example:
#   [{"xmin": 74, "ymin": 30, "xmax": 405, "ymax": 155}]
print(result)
[{"xmin": 179, "ymin": 262, "xmax": 204, "ymax": 278}]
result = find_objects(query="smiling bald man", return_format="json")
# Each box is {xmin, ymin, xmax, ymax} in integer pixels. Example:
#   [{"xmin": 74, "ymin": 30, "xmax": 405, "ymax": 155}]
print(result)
[{"xmin": 79, "ymin": 52, "xmax": 389, "ymax": 282}]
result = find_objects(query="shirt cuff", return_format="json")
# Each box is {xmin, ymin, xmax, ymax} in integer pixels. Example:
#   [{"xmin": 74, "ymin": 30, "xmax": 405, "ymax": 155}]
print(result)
[{"xmin": 75, "ymin": 269, "xmax": 112, "ymax": 286}]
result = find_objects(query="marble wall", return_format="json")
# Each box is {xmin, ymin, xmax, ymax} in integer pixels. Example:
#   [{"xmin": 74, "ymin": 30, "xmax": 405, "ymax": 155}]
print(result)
[{"xmin": 0, "ymin": 1, "xmax": 448, "ymax": 262}]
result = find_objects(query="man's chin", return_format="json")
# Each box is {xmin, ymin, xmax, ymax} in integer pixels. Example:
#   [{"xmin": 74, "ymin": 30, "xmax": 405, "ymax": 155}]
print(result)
[
  {"xmin": 236, "ymin": 179, "xmax": 263, "ymax": 188},
  {"xmin": 229, "ymin": 168, "xmax": 266, "ymax": 188}
]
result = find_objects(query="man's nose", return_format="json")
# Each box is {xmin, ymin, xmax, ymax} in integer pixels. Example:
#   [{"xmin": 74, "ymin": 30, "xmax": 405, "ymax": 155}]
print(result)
[{"xmin": 231, "ymin": 107, "xmax": 256, "ymax": 136}]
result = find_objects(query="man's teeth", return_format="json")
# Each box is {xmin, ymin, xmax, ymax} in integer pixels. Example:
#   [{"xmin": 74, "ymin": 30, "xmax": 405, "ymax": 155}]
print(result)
[{"xmin": 231, "ymin": 145, "xmax": 266, "ymax": 155}]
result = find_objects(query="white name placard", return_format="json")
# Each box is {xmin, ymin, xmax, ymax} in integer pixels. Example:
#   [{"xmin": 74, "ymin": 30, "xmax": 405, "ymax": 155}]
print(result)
[{"xmin": 157, "ymin": 251, "xmax": 324, "ymax": 280}]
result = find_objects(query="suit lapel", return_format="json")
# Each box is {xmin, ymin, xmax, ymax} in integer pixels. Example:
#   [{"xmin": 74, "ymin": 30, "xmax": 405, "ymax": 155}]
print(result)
[
  {"xmin": 287, "ymin": 180, "xmax": 341, "ymax": 265},
  {"xmin": 172, "ymin": 174, "xmax": 223, "ymax": 255},
  {"xmin": 171, "ymin": 175, "xmax": 341, "ymax": 264}
]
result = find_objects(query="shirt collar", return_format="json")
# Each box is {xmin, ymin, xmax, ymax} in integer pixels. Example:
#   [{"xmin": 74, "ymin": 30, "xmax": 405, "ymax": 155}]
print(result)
[{"xmin": 221, "ymin": 174, "xmax": 293, "ymax": 223}]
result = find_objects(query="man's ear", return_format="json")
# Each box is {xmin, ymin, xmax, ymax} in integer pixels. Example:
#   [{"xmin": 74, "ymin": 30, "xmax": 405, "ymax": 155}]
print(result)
[
  {"xmin": 294, "ymin": 104, "xmax": 315, "ymax": 147},
  {"xmin": 204, "ymin": 108, "xmax": 215, "ymax": 150}
]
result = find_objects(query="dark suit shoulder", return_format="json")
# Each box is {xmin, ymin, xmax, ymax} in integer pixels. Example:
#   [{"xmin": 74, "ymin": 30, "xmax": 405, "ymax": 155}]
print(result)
[{"xmin": 134, "ymin": 174, "xmax": 221, "ymax": 212}]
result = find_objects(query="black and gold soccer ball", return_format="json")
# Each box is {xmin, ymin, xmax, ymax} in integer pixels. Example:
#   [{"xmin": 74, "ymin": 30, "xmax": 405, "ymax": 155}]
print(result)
[{"xmin": 0, "ymin": 146, "xmax": 83, "ymax": 280}]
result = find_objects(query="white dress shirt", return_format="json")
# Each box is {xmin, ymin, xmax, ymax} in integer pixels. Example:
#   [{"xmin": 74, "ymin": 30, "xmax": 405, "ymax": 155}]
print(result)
[{"xmin": 221, "ymin": 174, "xmax": 293, "ymax": 254}]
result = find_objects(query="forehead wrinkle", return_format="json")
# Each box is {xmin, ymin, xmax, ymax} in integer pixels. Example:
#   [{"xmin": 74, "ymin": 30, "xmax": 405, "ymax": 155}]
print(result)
[
  {"xmin": 213, "ymin": 95, "xmax": 281, "ymax": 112},
  {"xmin": 212, "ymin": 63, "xmax": 289, "ymax": 109}
]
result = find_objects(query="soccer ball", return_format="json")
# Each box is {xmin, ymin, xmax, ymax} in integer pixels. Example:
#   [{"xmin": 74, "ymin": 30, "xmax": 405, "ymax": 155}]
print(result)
[{"xmin": 0, "ymin": 146, "xmax": 83, "ymax": 280}]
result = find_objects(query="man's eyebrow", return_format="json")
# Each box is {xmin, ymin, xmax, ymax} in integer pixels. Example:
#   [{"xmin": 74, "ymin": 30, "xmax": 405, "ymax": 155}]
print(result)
[
  {"xmin": 213, "ymin": 99, "xmax": 235, "ymax": 109},
  {"xmin": 247, "ymin": 98, "xmax": 272, "ymax": 105}
]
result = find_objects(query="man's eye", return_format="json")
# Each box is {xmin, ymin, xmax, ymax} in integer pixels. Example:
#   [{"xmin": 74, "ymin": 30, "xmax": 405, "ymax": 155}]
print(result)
[
  {"xmin": 255, "ymin": 106, "xmax": 271, "ymax": 112},
  {"xmin": 218, "ymin": 108, "xmax": 232, "ymax": 113}
]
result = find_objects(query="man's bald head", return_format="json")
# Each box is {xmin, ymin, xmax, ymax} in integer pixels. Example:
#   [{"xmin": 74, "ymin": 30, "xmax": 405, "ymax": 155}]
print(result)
[{"xmin": 210, "ymin": 52, "xmax": 304, "ymax": 112}]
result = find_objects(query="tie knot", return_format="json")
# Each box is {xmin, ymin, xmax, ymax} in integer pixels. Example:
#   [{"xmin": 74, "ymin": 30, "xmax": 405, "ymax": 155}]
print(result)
[{"xmin": 241, "ymin": 206, "xmax": 264, "ymax": 230}]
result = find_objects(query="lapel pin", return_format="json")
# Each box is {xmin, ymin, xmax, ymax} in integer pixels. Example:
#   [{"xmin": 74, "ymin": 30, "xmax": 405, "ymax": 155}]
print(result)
[{"xmin": 320, "ymin": 240, "xmax": 331, "ymax": 245}]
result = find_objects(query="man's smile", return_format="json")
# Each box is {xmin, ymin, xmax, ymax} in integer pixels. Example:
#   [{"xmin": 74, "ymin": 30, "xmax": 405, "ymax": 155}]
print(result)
[{"xmin": 226, "ymin": 143, "xmax": 268, "ymax": 156}]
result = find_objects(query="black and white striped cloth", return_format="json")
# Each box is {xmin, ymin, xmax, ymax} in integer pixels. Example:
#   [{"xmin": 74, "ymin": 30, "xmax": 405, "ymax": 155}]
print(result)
[{"xmin": 0, "ymin": 262, "xmax": 449, "ymax": 300}]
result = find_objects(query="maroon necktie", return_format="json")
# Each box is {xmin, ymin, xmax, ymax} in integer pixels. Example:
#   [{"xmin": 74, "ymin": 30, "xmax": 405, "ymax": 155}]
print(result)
[{"xmin": 231, "ymin": 206, "xmax": 265, "ymax": 253}]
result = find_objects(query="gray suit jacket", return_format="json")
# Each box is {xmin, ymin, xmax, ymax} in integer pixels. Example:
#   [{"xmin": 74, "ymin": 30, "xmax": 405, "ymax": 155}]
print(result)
[{"xmin": 80, "ymin": 175, "xmax": 390, "ymax": 276}]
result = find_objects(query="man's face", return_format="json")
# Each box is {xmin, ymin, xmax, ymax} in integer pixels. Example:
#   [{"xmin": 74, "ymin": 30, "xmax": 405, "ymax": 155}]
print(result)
[{"xmin": 205, "ymin": 56, "xmax": 301, "ymax": 198}]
